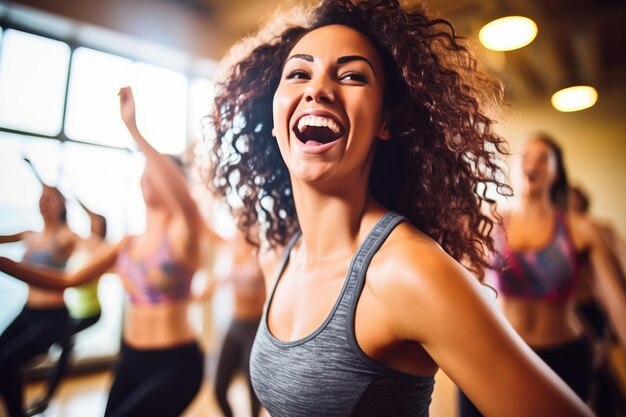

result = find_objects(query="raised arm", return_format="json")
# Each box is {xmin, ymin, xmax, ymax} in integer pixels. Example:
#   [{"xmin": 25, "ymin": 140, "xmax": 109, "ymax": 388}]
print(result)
[
  {"xmin": 386, "ymin": 239, "xmax": 593, "ymax": 417},
  {"xmin": 0, "ymin": 240, "xmax": 122, "ymax": 290},
  {"xmin": 118, "ymin": 87, "xmax": 199, "ymax": 227}
]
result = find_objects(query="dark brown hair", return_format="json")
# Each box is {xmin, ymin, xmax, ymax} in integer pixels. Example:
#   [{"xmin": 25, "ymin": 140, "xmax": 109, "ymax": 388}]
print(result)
[{"xmin": 207, "ymin": 0, "xmax": 511, "ymax": 278}]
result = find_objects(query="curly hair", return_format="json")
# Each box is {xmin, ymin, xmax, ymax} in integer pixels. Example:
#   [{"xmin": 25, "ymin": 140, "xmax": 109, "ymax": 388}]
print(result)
[{"xmin": 207, "ymin": 0, "xmax": 511, "ymax": 278}]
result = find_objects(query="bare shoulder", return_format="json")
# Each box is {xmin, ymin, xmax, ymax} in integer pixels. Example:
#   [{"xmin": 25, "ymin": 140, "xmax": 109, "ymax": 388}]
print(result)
[
  {"xmin": 59, "ymin": 226, "xmax": 81, "ymax": 248},
  {"xmin": 373, "ymin": 222, "xmax": 476, "ymax": 293},
  {"xmin": 567, "ymin": 211, "xmax": 601, "ymax": 249},
  {"xmin": 367, "ymin": 222, "xmax": 488, "ymax": 342}
]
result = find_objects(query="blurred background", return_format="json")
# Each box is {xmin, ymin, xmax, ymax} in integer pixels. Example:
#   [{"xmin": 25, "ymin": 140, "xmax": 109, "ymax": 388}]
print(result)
[{"xmin": 0, "ymin": 0, "xmax": 624, "ymax": 416}]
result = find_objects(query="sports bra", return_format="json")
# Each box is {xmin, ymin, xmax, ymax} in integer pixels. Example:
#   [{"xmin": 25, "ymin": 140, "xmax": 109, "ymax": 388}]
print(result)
[
  {"xmin": 250, "ymin": 212, "xmax": 434, "ymax": 417},
  {"xmin": 491, "ymin": 211, "xmax": 579, "ymax": 303},
  {"xmin": 115, "ymin": 235, "xmax": 195, "ymax": 305},
  {"xmin": 22, "ymin": 239, "xmax": 68, "ymax": 270}
]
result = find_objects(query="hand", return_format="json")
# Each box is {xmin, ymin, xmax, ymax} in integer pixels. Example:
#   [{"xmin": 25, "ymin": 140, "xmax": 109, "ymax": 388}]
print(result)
[{"xmin": 118, "ymin": 86, "xmax": 137, "ymax": 130}]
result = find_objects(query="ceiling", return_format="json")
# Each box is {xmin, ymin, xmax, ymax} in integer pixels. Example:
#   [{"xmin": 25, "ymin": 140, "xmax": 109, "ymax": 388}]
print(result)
[
  {"xmin": 6, "ymin": 0, "xmax": 626, "ymax": 103},
  {"xmin": 196, "ymin": 0, "xmax": 626, "ymax": 102}
]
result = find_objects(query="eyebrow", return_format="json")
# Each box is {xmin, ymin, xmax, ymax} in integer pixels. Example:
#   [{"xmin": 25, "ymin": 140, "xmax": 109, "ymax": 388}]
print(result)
[{"xmin": 286, "ymin": 54, "xmax": 377, "ymax": 76}]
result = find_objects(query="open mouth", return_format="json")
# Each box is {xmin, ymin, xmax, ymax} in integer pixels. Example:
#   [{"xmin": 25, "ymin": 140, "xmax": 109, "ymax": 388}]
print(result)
[{"xmin": 293, "ymin": 115, "xmax": 345, "ymax": 145}]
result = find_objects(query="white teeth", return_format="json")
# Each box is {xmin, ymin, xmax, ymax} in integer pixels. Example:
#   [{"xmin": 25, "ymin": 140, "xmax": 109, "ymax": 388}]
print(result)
[{"xmin": 297, "ymin": 115, "xmax": 341, "ymax": 134}]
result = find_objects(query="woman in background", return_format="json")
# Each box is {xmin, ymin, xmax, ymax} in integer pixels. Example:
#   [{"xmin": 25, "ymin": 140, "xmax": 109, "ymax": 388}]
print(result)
[
  {"xmin": 460, "ymin": 133, "xmax": 626, "ymax": 417},
  {"xmin": 205, "ymin": 230, "xmax": 265, "ymax": 417},
  {"xmin": 25, "ymin": 201, "xmax": 109, "ymax": 416},
  {"xmin": 0, "ymin": 184, "xmax": 80, "ymax": 417}
]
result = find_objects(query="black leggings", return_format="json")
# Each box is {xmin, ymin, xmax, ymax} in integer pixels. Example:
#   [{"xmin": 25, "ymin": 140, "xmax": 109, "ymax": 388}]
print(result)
[
  {"xmin": 0, "ymin": 306, "xmax": 70, "ymax": 417},
  {"xmin": 577, "ymin": 300, "xmax": 626, "ymax": 417},
  {"xmin": 458, "ymin": 337, "xmax": 594, "ymax": 417},
  {"xmin": 104, "ymin": 341, "xmax": 204, "ymax": 417},
  {"xmin": 42, "ymin": 313, "xmax": 102, "ymax": 400},
  {"xmin": 214, "ymin": 318, "xmax": 261, "ymax": 417}
]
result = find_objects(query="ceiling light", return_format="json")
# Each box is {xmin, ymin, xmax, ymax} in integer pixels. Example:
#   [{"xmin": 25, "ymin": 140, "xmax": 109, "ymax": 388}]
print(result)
[
  {"xmin": 551, "ymin": 85, "xmax": 598, "ymax": 112},
  {"xmin": 479, "ymin": 16, "xmax": 538, "ymax": 51}
]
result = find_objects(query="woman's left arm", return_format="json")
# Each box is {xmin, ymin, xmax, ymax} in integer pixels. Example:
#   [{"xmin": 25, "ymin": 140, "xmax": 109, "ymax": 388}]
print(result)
[{"xmin": 386, "ymin": 239, "xmax": 594, "ymax": 417}]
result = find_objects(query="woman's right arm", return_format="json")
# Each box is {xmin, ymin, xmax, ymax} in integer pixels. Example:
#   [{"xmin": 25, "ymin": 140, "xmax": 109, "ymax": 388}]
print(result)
[
  {"xmin": 0, "ymin": 231, "xmax": 28, "ymax": 244},
  {"xmin": 0, "ymin": 239, "xmax": 123, "ymax": 290}
]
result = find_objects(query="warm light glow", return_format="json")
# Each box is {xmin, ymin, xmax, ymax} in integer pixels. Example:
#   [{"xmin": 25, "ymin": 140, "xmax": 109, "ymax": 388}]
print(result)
[
  {"xmin": 479, "ymin": 16, "xmax": 538, "ymax": 51},
  {"xmin": 551, "ymin": 86, "xmax": 598, "ymax": 112}
]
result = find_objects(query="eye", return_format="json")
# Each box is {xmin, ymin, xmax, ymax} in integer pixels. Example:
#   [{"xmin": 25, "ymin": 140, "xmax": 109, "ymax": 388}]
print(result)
[
  {"xmin": 339, "ymin": 71, "xmax": 367, "ymax": 83},
  {"xmin": 285, "ymin": 69, "xmax": 310, "ymax": 80}
]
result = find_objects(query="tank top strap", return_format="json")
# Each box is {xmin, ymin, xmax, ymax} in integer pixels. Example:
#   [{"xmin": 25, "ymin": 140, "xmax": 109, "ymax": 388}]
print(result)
[
  {"xmin": 339, "ymin": 211, "xmax": 406, "ymax": 319},
  {"xmin": 264, "ymin": 230, "xmax": 302, "ymax": 314}
]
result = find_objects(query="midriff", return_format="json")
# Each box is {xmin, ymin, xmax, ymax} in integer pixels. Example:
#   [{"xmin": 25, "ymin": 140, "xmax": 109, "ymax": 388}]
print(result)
[{"xmin": 124, "ymin": 300, "xmax": 197, "ymax": 349}]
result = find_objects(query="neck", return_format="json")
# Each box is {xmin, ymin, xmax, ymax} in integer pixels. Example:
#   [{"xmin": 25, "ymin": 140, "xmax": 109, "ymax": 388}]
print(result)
[
  {"xmin": 290, "ymin": 178, "xmax": 384, "ymax": 267},
  {"xmin": 515, "ymin": 189, "xmax": 553, "ymax": 216},
  {"xmin": 43, "ymin": 218, "xmax": 63, "ymax": 232}
]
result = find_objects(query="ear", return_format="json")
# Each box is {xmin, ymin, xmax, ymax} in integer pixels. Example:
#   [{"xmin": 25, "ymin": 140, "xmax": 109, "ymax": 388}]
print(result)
[
  {"xmin": 377, "ymin": 115, "xmax": 391, "ymax": 141},
  {"xmin": 271, "ymin": 127, "xmax": 276, "ymax": 137}
]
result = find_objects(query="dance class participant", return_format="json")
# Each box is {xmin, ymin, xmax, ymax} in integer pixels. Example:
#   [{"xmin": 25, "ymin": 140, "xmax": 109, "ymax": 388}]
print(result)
[{"xmin": 206, "ymin": 0, "xmax": 595, "ymax": 415}]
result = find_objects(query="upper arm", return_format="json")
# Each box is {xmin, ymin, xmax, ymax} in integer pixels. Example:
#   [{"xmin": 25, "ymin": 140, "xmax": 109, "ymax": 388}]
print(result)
[
  {"xmin": 573, "ymin": 215, "xmax": 626, "ymax": 348},
  {"xmin": 387, "ymin": 241, "xmax": 592, "ymax": 417}
]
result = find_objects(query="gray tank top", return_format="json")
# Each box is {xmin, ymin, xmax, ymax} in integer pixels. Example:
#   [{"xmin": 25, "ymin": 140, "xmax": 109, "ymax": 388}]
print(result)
[{"xmin": 250, "ymin": 212, "xmax": 435, "ymax": 416}]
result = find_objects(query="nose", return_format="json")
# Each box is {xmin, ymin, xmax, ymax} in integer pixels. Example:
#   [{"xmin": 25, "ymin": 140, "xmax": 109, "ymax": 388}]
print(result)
[{"xmin": 304, "ymin": 75, "xmax": 335, "ymax": 103}]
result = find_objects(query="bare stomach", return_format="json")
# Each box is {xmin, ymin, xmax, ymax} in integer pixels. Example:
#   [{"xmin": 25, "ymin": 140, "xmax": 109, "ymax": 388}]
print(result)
[
  {"xmin": 500, "ymin": 297, "xmax": 584, "ymax": 347},
  {"xmin": 26, "ymin": 286, "xmax": 66, "ymax": 308},
  {"xmin": 124, "ymin": 301, "xmax": 197, "ymax": 349},
  {"xmin": 232, "ymin": 292, "xmax": 265, "ymax": 320}
]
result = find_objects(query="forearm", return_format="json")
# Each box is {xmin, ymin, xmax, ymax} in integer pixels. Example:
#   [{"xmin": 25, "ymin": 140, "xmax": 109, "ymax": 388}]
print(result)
[
  {"xmin": 0, "ymin": 256, "xmax": 70, "ymax": 289},
  {"xmin": 0, "ymin": 233, "xmax": 24, "ymax": 244}
]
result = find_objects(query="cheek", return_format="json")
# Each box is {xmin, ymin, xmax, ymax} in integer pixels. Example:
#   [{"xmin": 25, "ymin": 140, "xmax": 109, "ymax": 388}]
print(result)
[{"xmin": 272, "ymin": 86, "xmax": 294, "ymax": 137}]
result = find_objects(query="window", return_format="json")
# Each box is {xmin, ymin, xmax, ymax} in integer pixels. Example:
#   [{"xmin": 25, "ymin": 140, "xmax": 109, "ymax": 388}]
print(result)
[
  {"xmin": 0, "ymin": 29, "xmax": 70, "ymax": 135},
  {"xmin": 0, "ymin": 18, "xmax": 216, "ymax": 369}
]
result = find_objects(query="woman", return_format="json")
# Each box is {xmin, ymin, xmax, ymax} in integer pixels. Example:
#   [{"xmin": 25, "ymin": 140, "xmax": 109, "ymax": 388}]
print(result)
[
  {"xmin": 1, "ymin": 87, "xmax": 205, "ymax": 417},
  {"xmin": 26, "ymin": 201, "xmax": 109, "ymax": 416},
  {"xmin": 0, "ymin": 184, "xmax": 80, "ymax": 417},
  {"xmin": 206, "ymin": 0, "xmax": 595, "ymax": 416},
  {"xmin": 459, "ymin": 133, "xmax": 626, "ymax": 417},
  {"xmin": 207, "ymin": 230, "xmax": 265, "ymax": 417}
]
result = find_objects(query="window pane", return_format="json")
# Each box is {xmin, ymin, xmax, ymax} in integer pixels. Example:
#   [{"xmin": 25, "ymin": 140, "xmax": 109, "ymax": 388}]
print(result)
[
  {"xmin": 60, "ymin": 141, "xmax": 145, "ymax": 238},
  {"xmin": 64, "ymin": 47, "xmax": 134, "ymax": 148},
  {"xmin": 131, "ymin": 63, "xmax": 188, "ymax": 155},
  {"xmin": 0, "ymin": 29, "xmax": 70, "ymax": 135}
]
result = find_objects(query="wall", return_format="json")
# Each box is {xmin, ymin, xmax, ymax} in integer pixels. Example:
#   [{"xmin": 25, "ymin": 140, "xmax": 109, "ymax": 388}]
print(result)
[{"xmin": 500, "ymin": 83, "xmax": 626, "ymax": 236}]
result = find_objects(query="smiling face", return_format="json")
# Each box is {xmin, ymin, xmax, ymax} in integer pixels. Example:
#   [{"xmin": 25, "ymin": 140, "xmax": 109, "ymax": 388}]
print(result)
[{"xmin": 272, "ymin": 24, "xmax": 390, "ymax": 188}]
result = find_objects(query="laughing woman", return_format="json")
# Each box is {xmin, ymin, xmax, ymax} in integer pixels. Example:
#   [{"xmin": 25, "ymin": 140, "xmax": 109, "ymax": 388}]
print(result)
[{"xmin": 207, "ymin": 0, "xmax": 594, "ymax": 416}]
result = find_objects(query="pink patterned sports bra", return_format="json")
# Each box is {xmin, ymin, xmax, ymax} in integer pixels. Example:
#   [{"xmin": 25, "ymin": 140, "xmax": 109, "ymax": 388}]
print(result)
[
  {"xmin": 116, "ymin": 235, "xmax": 195, "ymax": 304},
  {"xmin": 491, "ymin": 211, "xmax": 580, "ymax": 303}
]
